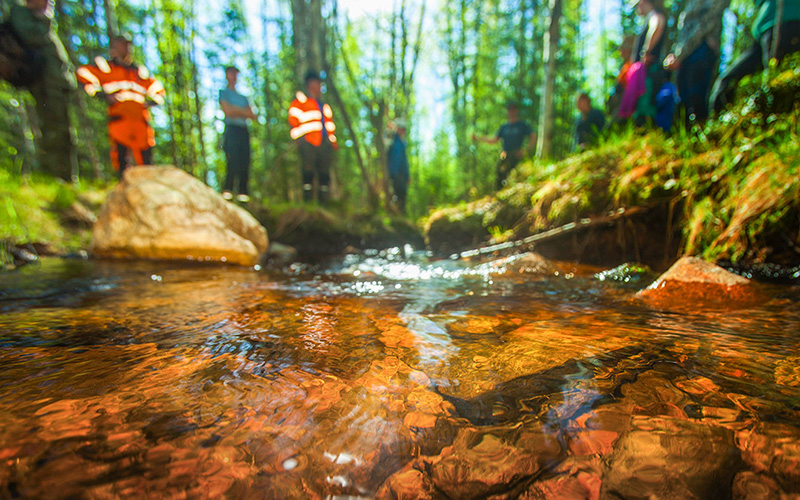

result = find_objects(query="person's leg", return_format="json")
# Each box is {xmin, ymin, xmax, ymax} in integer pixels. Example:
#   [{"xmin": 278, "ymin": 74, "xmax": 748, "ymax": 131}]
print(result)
[
  {"xmin": 222, "ymin": 128, "xmax": 235, "ymax": 195},
  {"xmin": 394, "ymin": 180, "xmax": 407, "ymax": 213},
  {"xmin": 140, "ymin": 148, "xmax": 153, "ymax": 165},
  {"xmin": 678, "ymin": 43, "xmax": 715, "ymax": 128},
  {"xmin": 496, "ymin": 155, "xmax": 509, "ymax": 191},
  {"xmin": 239, "ymin": 128, "xmax": 251, "ymax": 196},
  {"xmin": 709, "ymin": 39, "xmax": 763, "ymax": 113},
  {"xmin": 116, "ymin": 142, "xmax": 131, "ymax": 179},
  {"xmin": 316, "ymin": 141, "xmax": 333, "ymax": 204},
  {"xmin": 773, "ymin": 21, "xmax": 800, "ymax": 61},
  {"xmin": 298, "ymin": 140, "xmax": 316, "ymax": 202}
]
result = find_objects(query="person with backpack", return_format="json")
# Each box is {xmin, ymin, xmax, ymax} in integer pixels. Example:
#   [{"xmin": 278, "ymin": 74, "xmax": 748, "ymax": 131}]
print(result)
[
  {"xmin": 8, "ymin": 0, "xmax": 77, "ymax": 181},
  {"xmin": 76, "ymin": 34, "xmax": 165, "ymax": 177}
]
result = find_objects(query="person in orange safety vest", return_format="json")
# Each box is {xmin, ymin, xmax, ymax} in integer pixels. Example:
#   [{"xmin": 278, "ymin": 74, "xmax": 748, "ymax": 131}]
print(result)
[
  {"xmin": 288, "ymin": 70, "xmax": 338, "ymax": 203},
  {"xmin": 76, "ymin": 34, "xmax": 165, "ymax": 176}
]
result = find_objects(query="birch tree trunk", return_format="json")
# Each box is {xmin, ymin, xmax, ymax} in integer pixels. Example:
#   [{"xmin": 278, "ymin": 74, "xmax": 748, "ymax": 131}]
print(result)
[{"xmin": 537, "ymin": 0, "xmax": 561, "ymax": 159}]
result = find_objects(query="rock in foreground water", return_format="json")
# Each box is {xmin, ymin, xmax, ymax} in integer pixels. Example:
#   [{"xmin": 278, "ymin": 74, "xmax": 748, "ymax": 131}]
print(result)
[
  {"xmin": 636, "ymin": 256, "xmax": 766, "ymax": 310},
  {"xmin": 91, "ymin": 166, "xmax": 268, "ymax": 266}
]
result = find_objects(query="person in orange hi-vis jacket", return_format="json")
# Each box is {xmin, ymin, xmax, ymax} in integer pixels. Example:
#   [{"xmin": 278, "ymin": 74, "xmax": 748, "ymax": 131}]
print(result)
[
  {"xmin": 288, "ymin": 70, "xmax": 338, "ymax": 204},
  {"xmin": 76, "ymin": 34, "xmax": 165, "ymax": 177}
]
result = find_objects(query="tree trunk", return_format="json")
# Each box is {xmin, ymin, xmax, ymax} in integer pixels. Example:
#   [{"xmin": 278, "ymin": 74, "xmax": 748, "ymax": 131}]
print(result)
[
  {"xmin": 55, "ymin": 0, "xmax": 104, "ymax": 179},
  {"xmin": 189, "ymin": 5, "xmax": 209, "ymax": 182},
  {"xmin": 291, "ymin": 0, "xmax": 326, "ymax": 84},
  {"xmin": 103, "ymin": 0, "xmax": 119, "ymax": 39},
  {"xmin": 537, "ymin": 0, "xmax": 561, "ymax": 159},
  {"xmin": 326, "ymin": 78, "xmax": 381, "ymax": 208}
]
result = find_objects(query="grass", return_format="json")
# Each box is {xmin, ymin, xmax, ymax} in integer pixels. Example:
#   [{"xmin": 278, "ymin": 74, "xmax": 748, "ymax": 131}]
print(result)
[{"xmin": 0, "ymin": 169, "xmax": 113, "ymax": 262}]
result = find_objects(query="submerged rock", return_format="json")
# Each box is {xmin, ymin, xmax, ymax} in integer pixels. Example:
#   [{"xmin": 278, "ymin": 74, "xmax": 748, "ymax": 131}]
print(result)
[
  {"xmin": 636, "ymin": 256, "xmax": 767, "ymax": 310},
  {"xmin": 91, "ymin": 166, "xmax": 268, "ymax": 266},
  {"xmin": 485, "ymin": 252, "xmax": 559, "ymax": 277},
  {"xmin": 427, "ymin": 428, "xmax": 560, "ymax": 500},
  {"xmin": 602, "ymin": 416, "xmax": 741, "ymax": 499}
]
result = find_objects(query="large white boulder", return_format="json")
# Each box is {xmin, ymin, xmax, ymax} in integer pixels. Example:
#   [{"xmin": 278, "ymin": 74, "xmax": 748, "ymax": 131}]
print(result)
[{"xmin": 91, "ymin": 166, "xmax": 268, "ymax": 266}]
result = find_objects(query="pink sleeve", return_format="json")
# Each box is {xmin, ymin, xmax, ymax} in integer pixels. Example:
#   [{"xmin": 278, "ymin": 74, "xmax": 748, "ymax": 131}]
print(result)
[{"xmin": 617, "ymin": 62, "xmax": 647, "ymax": 118}]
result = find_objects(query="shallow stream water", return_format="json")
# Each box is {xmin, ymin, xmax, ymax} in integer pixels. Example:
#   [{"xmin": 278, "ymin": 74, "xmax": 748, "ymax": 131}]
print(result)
[{"xmin": 1, "ymin": 250, "xmax": 799, "ymax": 499}]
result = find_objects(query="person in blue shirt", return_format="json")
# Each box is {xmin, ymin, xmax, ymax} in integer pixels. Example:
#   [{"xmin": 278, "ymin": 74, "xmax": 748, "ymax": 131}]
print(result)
[
  {"xmin": 387, "ymin": 119, "xmax": 410, "ymax": 213},
  {"xmin": 472, "ymin": 102, "xmax": 536, "ymax": 190},
  {"xmin": 219, "ymin": 65, "xmax": 257, "ymax": 202}
]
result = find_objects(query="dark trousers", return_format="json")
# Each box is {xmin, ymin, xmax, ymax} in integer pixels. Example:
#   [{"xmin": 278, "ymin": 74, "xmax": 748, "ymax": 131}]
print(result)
[
  {"xmin": 223, "ymin": 125, "xmax": 251, "ymax": 195},
  {"xmin": 710, "ymin": 21, "xmax": 800, "ymax": 113},
  {"xmin": 677, "ymin": 41, "xmax": 717, "ymax": 128},
  {"xmin": 29, "ymin": 83, "xmax": 77, "ymax": 181},
  {"xmin": 496, "ymin": 152, "xmax": 521, "ymax": 190},
  {"xmin": 391, "ymin": 177, "xmax": 408, "ymax": 213},
  {"xmin": 115, "ymin": 143, "xmax": 152, "ymax": 179},
  {"xmin": 298, "ymin": 138, "xmax": 333, "ymax": 203}
]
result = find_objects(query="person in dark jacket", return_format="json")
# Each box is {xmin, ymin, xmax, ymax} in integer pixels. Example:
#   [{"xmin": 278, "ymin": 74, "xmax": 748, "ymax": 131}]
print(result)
[
  {"xmin": 574, "ymin": 93, "xmax": 606, "ymax": 151},
  {"xmin": 664, "ymin": 0, "xmax": 730, "ymax": 128},
  {"xmin": 709, "ymin": 0, "xmax": 800, "ymax": 113},
  {"xmin": 387, "ymin": 119, "xmax": 410, "ymax": 214},
  {"xmin": 10, "ymin": 0, "xmax": 77, "ymax": 181}
]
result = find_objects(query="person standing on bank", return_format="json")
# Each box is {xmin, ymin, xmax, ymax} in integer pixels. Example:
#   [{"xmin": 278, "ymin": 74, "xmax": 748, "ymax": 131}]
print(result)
[
  {"xmin": 9, "ymin": 0, "xmax": 77, "ymax": 181},
  {"xmin": 76, "ymin": 34, "xmax": 165, "ymax": 178},
  {"xmin": 472, "ymin": 102, "xmax": 536, "ymax": 190},
  {"xmin": 220, "ymin": 65, "xmax": 256, "ymax": 203},
  {"xmin": 387, "ymin": 119, "xmax": 410, "ymax": 214},
  {"xmin": 663, "ymin": 0, "xmax": 730, "ymax": 128},
  {"xmin": 709, "ymin": 0, "xmax": 800, "ymax": 113},
  {"xmin": 288, "ymin": 70, "xmax": 338, "ymax": 204},
  {"xmin": 574, "ymin": 93, "xmax": 606, "ymax": 151}
]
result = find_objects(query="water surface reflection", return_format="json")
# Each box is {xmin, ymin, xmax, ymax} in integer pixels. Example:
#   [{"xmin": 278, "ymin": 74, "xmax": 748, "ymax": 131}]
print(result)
[{"xmin": 1, "ymin": 253, "xmax": 799, "ymax": 499}]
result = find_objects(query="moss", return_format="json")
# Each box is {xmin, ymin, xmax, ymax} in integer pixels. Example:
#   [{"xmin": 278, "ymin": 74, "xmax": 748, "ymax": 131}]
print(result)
[{"xmin": 424, "ymin": 56, "xmax": 800, "ymax": 266}]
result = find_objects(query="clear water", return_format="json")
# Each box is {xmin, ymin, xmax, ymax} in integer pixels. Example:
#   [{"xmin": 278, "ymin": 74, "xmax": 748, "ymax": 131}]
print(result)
[{"xmin": 1, "ymin": 250, "xmax": 799, "ymax": 499}]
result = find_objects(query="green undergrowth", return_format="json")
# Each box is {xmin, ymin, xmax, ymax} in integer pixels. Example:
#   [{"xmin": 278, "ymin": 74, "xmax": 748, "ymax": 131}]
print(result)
[
  {"xmin": 0, "ymin": 169, "xmax": 112, "ymax": 259},
  {"xmin": 426, "ymin": 55, "xmax": 800, "ymax": 265}
]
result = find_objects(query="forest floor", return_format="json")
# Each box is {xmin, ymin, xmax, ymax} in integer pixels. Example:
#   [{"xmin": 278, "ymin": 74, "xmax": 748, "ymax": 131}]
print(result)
[{"xmin": 424, "ymin": 56, "xmax": 800, "ymax": 272}]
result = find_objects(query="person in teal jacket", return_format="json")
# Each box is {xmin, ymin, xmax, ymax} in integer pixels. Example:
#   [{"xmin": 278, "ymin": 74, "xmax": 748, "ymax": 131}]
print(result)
[
  {"xmin": 709, "ymin": 0, "xmax": 800, "ymax": 113},
  {"xmin": 9, "ymin": 0, "xmax": 77, "ymax": 181}
]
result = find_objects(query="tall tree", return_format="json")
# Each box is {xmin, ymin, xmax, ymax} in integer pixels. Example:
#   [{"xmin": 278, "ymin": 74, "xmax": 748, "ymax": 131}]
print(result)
[{"xmin": 537, "ymin": 0, "xmax": 562, "ymax": 159}]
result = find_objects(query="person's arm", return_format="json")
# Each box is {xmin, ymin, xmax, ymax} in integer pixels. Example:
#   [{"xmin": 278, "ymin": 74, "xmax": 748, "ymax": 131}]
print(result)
[
  {"xmin": 472, "ymin": 133, "xmax": 501, "ymax": 145},
  {"xmin": 220, "ymin": 99, "xmax": 257, "ymax": 120},
  {"xmin": 642, "ymin": 12, "xmax": 666, "ymax": 66}
]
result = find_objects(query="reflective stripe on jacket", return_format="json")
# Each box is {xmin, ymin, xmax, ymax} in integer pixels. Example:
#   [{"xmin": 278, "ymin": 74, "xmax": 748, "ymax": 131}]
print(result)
[
  {"xmin": 288, "ymin": 91, "xmax": 338, "ymax": 148},
  {"xmin": 76, "ymin": 56, "xmax": 165, "ymax": 151}
]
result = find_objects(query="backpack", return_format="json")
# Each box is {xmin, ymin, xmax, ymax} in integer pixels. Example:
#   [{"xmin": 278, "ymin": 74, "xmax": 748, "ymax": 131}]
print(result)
[{"xmin": 0, "ymin": 21, "xmax": 45, "ymax": 88}]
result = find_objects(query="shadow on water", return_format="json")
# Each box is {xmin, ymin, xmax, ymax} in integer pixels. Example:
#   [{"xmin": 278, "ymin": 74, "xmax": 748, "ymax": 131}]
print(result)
[{"xmin": 0, "ymin": 251, "xmax": 799, "ymax": 498}]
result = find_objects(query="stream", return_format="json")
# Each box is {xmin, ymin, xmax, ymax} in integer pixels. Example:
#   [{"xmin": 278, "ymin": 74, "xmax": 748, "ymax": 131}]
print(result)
[{"xmin": 1, "ymin": 249, "xmax": 799, "ymax": 499}]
